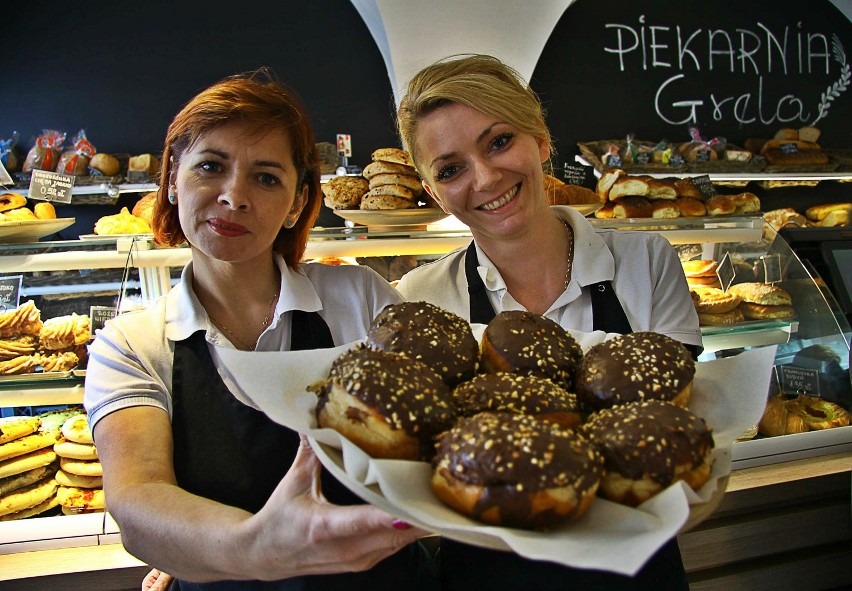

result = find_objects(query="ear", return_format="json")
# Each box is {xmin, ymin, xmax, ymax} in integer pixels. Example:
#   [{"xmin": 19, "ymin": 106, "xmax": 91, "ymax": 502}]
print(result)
[
  {"xmin": 537, "ymin": 136, "xmax": 551, "ymax": 163},
  {"xmin": 287, "ymin": 184, "xmax": 309, "ymax": 225},
  {"xmin": 422, "ymin": 181, "xmax": 450, "ymax": 214}
]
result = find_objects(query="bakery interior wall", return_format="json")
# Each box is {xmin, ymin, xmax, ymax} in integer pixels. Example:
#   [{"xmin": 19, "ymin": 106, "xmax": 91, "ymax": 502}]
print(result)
[
  {"xmin": 2, "ymin": 0, "xmax": 852, "ymax": 234},
  {"xmin": 2, "ymin": 0, "xmax": 400, "ymax": 232}
]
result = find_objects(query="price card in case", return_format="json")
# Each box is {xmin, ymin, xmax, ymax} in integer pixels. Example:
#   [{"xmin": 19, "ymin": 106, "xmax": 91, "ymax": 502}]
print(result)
[
  {"xmin": 0, "ymin": 276, "xmax": 22, "ymax": 310},
  {"xmin": 90, "ymin": 305, "xmax": 117, "ymax": 336},
  {"xmin": 336, "ymin": 134, "xmax": 352, "ymax": 157},
  {"xmin": 28, "ymin": 169, "xmax": 75, "ymax": 204}
]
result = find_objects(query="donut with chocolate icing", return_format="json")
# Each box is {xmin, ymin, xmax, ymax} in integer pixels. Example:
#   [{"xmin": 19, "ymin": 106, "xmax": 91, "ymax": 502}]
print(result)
[
  {"xmin": 431, "ymin": 412, "xmax": 604, "ymax": 529},
  {"xmin": 480, "ymin": 311, "xmax": 583, "ymax": 391},
  {"xmin": 581, "ymin": 400, "xmax": 714, "ymax": 506},
  {"xmin": 312, "ymin": 344, "xmax": 456, "ymax": 460},
  {"xmin": 576, "ymin": 332, "xmax": 695, "ymax": 411},
  {"xmin": 452, "ymin": 372, "xmax": 582, "ymax": 430},
  {"xmin": 366, "ymin": 301, "xmax": 479, "ymax": 387}
]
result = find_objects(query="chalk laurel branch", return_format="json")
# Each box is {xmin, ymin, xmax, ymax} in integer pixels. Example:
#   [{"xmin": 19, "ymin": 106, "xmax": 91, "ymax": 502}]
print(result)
[{"xmin": 812, "ymin": 34, "xmax": 850, "ymax": 125}]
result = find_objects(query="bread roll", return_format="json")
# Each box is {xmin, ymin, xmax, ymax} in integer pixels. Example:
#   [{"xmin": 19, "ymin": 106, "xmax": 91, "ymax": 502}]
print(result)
[
  {"xmin": 0, "ymin": 193, "xmax": 27, "ymax": 213},
  {"xmin": 89, "ymin": 153, "xmax": 121, "ymax": 176},
  {"xmin": 132, "ymin": 192, "xmax": 157, "ymax": 226},
  {"xmin": 651, "ymin": 201, "xmax": 679, "ymax": 218},
  {"xmin": 595, "ymin": 168, "xmax": 626, "ymax": 202},
  {"xmin": 804, "ymin": 202, "xmax": 852, "ymax": 221},
  {"xmin": 706, "ymin": 195, "xmax": 736, "ymax": 216},
  {"xmin": 360, "ymin": 193, "xmax": 418, "ymax": 210},
  {"xmin": 608, "ymin": 176, "xmax": 650, "ymax": 200},
  {"xmin": 612, "ymin": 196, "xmax": 653, "ymax": 218},
  {"xmin": 727, "ymin": 282, "xmax": 792, "ymax": 306},
  {"xmin": 33, "ymin": 202, "xmax": 56, "ymax": 220},
  {"xmin": 549, "ymin": 184, "xmax": 599, "ymax": 206},
  {"xmin": 675, "ymin": 197, "xmax": 707, "ymax": 217},
  {"xmin": 321, "ymin": 176, "xmax": 368, "ymax": 210},
  {"xmin": 646, "ymin": 179, "xmax": 677, "ymax": 200},
  {"xmin": 371, "ymin": 148, "xmax": 414, "ymax": 167},
  {"xmin": 368, "ymin": 173, "xmax": 422, "ymax": 192},
  {"xmin": 362, "ymin": 160, "xmax": 417, "ymax": 178}
]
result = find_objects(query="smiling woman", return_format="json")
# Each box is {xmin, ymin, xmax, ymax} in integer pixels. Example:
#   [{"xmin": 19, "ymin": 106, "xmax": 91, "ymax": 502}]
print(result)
[
  {"xmin": 393, "ymin": 53, "xmax": 703, "ymax": 591},
  {"xmin": 82, "ymin": 70, "xmax": 436, "ymax": 590}
]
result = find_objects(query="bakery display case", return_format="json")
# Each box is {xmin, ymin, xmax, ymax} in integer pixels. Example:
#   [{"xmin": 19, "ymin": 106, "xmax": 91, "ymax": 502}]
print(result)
[{"xmin": 0, "ymin": 178, "xmax": 849, "ymax": 589}]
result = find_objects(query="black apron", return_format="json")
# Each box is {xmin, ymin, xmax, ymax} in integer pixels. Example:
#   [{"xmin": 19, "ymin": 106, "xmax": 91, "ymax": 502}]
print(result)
[
  {"xmin": 448, "ymin": 243, "xmax": 690, "ymax": 591},
  {"xmin": 168, "ymin": 310, "xmax": 438, "ymax": 591}
]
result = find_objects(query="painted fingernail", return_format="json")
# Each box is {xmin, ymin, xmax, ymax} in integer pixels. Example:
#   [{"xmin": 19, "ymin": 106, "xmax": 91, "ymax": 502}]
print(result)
[{"xmin": 392, "ymin": 519, "xmax": 412, "ymax": 530}]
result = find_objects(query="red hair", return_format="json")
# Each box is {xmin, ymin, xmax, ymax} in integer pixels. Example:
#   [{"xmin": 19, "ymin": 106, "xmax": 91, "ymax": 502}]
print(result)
[{"xmin": 152, "ymin": 69, "xmax": 321, "ymax": 267}]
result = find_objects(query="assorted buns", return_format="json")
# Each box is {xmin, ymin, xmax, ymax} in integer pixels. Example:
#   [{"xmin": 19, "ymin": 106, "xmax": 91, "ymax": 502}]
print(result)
[{"xmin": 593, "ymin": 169, "xmax": 760, "ymax": 220}]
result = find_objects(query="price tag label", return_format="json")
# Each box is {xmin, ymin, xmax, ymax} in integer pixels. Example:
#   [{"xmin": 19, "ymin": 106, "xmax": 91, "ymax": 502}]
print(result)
[
  {"xmin": 336, "ymin": 134, "xmax": 352, "ymax": 157},
  {"xmin": 760, "ymin": 254, "xmax": 783, "ymax": 284},
  {"xmin": 0, "ymin": 160, "xmax": 12, "ymax": 187},
  {"xmin": 560, "ymin": 163, "xmax": 596, "ymax": 189},
  {"xmin": 28, "ymin": 169, "xmax": 75, "ymax": 204},
  {"xmin": 779, "ymin": 364, "xmax": 820, "ymax": 396},
  {"xmin": 691, "ymin": 175, "xmax": 717, "ymax": 199},
  {"xmin": 0, "ymin": 276, "xmax": 22, "ymax": 310},
  {"xmin": 89, "ymin": 305, "xmax": 117, "ymax": 335},
  {"xmin": 717, "ymin": 252, "xmax": 735, "ymax": 292}
]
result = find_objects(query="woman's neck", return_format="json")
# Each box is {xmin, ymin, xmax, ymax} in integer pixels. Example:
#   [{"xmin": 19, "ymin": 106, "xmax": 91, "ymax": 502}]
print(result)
[
  {"xmin": 191, "ymin": 251, "xmax": 282, "ymax": 350},
  {"xmin": 476, "ymin": 214, "xmax": 572, "ymax": 315}
]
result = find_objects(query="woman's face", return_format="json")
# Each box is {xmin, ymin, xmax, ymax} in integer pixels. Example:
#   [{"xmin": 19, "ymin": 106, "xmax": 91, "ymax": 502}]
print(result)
[
  {"xmin": 172, "ymin": 121, "xmax": 306, "ymax": 263},
  {"xmin": 415, "ymin": 102, "xmax": 550, "ymax": 238}
]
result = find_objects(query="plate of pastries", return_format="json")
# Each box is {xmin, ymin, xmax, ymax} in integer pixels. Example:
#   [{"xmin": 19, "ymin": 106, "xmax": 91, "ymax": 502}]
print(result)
[
  {"xmin": 0, "ymin": 407, "xmax": 105, "ymax": 523},
  {"xmin": 238, "ymin": 301, "xmax": 779, "ymax": 573},
  {"xmin": 322, "ymin": 148, "xmax": 448, "ymax": 229},
  {"xmin": 0, "ymin": 300, "xmax": 90, "ymax": 380},
  {"xmin": 0, "ymin": 193, "xmax": 74, "ymax": 242},
  {"xmin": 593, "ymin": 169, "xmax": 760, "ymax": 220}
]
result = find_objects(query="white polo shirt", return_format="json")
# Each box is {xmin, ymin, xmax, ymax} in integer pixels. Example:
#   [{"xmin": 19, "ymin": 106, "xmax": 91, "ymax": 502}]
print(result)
[
  {"xmin": 395, "ymin": 205, "xmax": 702, "ymax": 348},
  {"xmin": 84, "ymin": 256, "xmax": 401, "ymax": 431}
]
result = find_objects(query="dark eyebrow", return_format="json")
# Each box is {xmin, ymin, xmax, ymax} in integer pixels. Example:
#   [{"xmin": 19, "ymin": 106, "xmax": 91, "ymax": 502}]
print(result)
[
  {"xmin": 428, "ymin": 122, "xmax": 499, "ymax": 169},
  {"xmin": 198, "ymin": 148, "xmax": 284, "ymax": 170}
]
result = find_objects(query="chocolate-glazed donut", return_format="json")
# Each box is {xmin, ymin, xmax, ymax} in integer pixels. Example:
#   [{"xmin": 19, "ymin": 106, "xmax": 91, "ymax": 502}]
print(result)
[
  {"xmin": 576, "ymin": 332, "xmax": 695, "ymax": 411},
  {"xmin": 480, "ymin": 311, "xmax": 583, "ymax": 391},
  {"xmin": 313, "ymin": 344, "xmax": 456, "ymax": 460},
  {"xmin": 581, "ymin": 400, "xmax": 714, "ymax": 507},
  {"xmin": 431, "ymin": 412, "xmax": 603, "ymax": 530},
  {"xmin": 452, "ymin": 372, "xmax": 582, "ymax": 430},
  {"xmin": 366, "ymin": 301, "xmax": 479, "ymax": 387}
]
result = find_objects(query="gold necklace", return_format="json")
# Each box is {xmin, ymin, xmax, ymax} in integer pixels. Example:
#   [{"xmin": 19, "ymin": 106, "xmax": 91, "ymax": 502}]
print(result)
[
  {"xmin": 208, "ymin": 292, "xmax": 279, "ymax": 351},
  {"xmin": 560, "ymin": 218, "xmax": 574, "ymax": 290}
]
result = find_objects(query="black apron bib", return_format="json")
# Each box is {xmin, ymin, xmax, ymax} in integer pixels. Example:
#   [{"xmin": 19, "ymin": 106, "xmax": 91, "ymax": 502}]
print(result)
[
  {"xmin": 169, "ymin": 310, "xmax": 437, "ymax": 591},
  {"xmin": 455, "ymin": 244, "xmax": 689, "ymax": 590}
]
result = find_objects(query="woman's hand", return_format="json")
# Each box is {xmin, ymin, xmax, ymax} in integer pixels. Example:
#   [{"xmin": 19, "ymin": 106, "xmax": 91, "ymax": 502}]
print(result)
[
  {"xmin": 141, "ymin": 568, "xmax": 174, "ymax": 591},
  {"xmin": 241, "ymin": 435, "xmax": 428, "ymax": 580},
  {"xmin": 98, "ymin": 408, "xmax": 428, "ymax": 583}
]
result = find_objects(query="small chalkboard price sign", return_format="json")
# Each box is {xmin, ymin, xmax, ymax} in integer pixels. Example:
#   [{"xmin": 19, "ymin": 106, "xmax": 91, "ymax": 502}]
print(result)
[
  {"xmin": 560, "ymin": 163, "xmax": 597, "ymax": 189},
  {"xmin": 0, "ymin": 276, "xmax": 22, "ymax": 311},
  {"xmin": 690, "ymin": 175, "xmax": 717, "ymax": 199},
  {"xmin": 779, "ymin": 364, "xmax": 821, "ymax": 396},
  {"xmin": 89, "ymin": 305, "xmax": 117, "ymax": 335},
  {"xmin": 28, "ymin": 169, "xmax": 75, "ymax": 204}
]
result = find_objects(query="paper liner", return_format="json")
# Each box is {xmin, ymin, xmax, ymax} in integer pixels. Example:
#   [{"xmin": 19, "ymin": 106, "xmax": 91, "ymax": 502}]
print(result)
[{"xmin": 214, "ymin": 333, "xmax": 776, "ymax": 575}]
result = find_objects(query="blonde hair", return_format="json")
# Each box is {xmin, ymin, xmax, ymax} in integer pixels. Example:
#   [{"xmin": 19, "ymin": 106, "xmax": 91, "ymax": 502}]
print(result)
[{"xmin": 397, "ymin": 54, "xmax": 552, "ymax": 173}]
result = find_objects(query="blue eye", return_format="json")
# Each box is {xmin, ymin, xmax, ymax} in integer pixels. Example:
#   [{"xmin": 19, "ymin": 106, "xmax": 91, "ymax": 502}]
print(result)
[
  {"xmin": 492, "ymin": 132, "xmax": 514, "ymax": 151},
  {"xmin": 199, "ymin": 161, "xmax": 222, "ymax": 173},
  {"xmin": 258, "ymin": 173, "xmax": 280, "ymax": 186},
  {"xmin": 436, "ymin": 165, "xmax": 459, "ymax": 182}
]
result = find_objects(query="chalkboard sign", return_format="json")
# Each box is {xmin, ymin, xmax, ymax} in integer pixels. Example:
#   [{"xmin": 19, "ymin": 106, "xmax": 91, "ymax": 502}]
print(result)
[
  {"xmin": 0, "ymin": 277, "xmax": 22, "ymax": 311},
  {"xmin": 28, "ymin": 170, "xmax": 75, "ymax": 204},
  {"xmin": 559, "ymin": 163, "xmax": 597, "ymax": 188},
  {"xmin": 90, "ymin": 305, "xmax": 117, "ymax": 335},
  {"xmin": 779, "ymin": 364, "xmax": 821, "ymax": 396},
  {"xmin": 691, "ymin": 175, "xmax": 717, "ymax": 199},
  {"xmin": 534, "ymin": 0, "xmax": 852, "ymax": 155}
]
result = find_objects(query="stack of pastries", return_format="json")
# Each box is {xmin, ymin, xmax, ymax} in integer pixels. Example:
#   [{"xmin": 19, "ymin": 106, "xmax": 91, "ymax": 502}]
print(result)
[
  {"xmin": 321, "ymin": 148, "xmax": 438, "ymax": 211},
  {"xmin": 0, "ymin": 301, "xmax": 89, "ymax": 375},
  {"xmin": 0, "ymin": 407, "xmax": 86, "ymax": 521},
  {"xmin": 593, "ymin": 168, "xmax": 759, "ymax": 220},
  {"xmin": 311, "ymin": 303, "xmax": 714, "ymax": 530}
]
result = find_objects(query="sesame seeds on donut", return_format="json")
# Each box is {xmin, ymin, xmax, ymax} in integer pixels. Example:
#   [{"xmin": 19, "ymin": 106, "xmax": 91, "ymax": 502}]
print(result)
[
  {"xmin": 480, "ymin": 311, "xmax": 583, "ymax": 391},
  {"xmin": 432, "ymin": 412, "xmax": 603, "ymax": 529},
  {"xmin": 314, "ymin": 344, "xmax": 456, "ymax": 460},
  {"xmin": 581, "ymin": 400, "xmax": 714, "ymax": 506},
  {"xmin": 366, "ymin": 301, "xmax": 480, "ymax": 387},
  {"xmin": 576, "ymin": 332, "xmax": 695, "ymax": 411}
]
